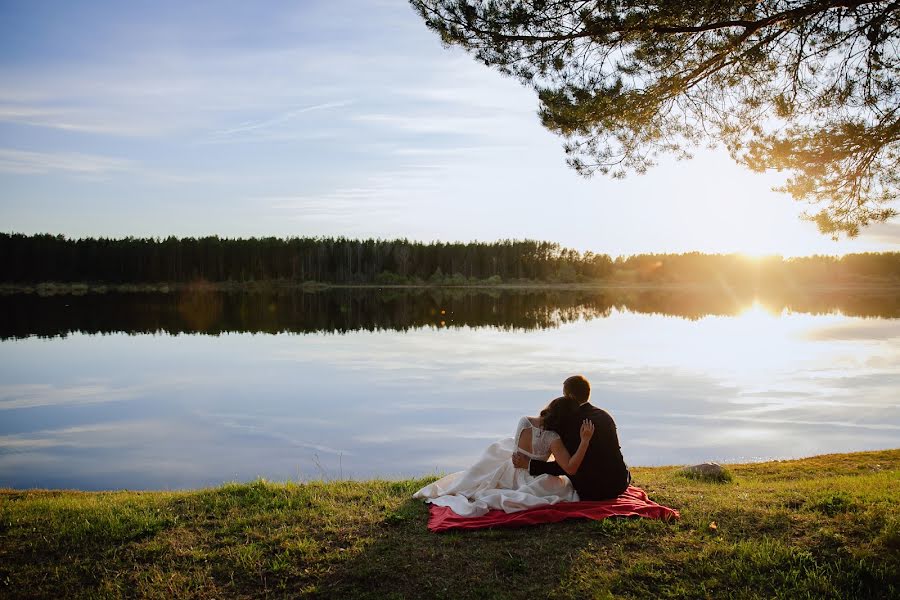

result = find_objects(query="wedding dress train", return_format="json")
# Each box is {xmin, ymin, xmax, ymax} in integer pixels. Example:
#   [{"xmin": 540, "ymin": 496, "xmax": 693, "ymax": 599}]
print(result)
[{"xmin": 413, "ymin": 416, "xmax": 579, "ymax": 517}]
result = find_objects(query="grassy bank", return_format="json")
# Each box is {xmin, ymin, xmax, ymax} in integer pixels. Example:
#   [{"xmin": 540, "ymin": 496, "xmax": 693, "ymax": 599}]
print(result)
[{"xmin": 2, "ymin": 449, "xmax": 898, "ymax": 599}]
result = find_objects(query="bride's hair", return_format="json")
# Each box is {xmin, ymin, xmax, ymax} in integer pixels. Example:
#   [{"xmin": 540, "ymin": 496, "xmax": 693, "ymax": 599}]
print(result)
[{"xmin": 540, "ymin": 395, "xmax": 580, "ymax": 433}]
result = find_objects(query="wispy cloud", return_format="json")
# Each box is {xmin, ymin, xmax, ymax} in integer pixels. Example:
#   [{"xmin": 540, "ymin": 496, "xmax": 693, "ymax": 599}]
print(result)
[
  {"xmin": 0, "ymin": 375, "xmax": 221, "ymax": 411},
  {"xmin": 390, "ymin": 145, "xmax": 489, "ymax": 157},
  {"xmin": 0, "ymin": 148, "xmax": 134, "ymax": 176},
  {"xmin": 0, "ymin": 103, "xmax": 154, "ymax": 136},
  {"xmin": 0, "ymin": 420, "xmax": 181, "ymax": 451},
  {"xmin": 863, "ymin": 220, "xmax": 900, "ymax": 246},
  {"xmin": 261, "ymin": 165, "xmax": 447, "ymax": 223},
  {"xmin": 213, "ymin": 100, "xmax": 352, "ymax": 137},
  {"xmin": 0, "ymin": 382, "xmax": 142, "ymax": 410},
  {"xmin": 194, "ymin": 410, "xmax": 350, "ymax": 456},
  {"xmin": 0, "ymin": 48, "xmax": 360, "ymax": 138},
  {"xmin": 651, "ymin": 409, "xmax": 900, "ymax": 431},
  {"xmin": 0, "ymin": 147, "xmax": 239, "ymax": 185},
  {"xmin": 268, "ymin": 195, "xmax": 402, "ymax": 219},
  {"xmin": 804, "ymin": 320, "xmax": 900, "ymax": 342},
  {"xmin": 350, "ymin": 111, "xmax": 527, "ymax": 137}
]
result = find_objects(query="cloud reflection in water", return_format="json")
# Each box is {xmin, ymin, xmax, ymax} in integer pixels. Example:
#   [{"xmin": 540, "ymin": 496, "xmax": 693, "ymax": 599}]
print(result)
[{"xmin": 0, "ymin": 302, "xmax": 897, "ymax": 489}]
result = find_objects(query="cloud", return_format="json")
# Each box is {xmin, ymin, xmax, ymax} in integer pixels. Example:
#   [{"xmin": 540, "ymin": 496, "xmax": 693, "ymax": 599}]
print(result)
[
  {"xmin": 634, "ymin": 409, "xmax": 900, "ymax": 432},
  {"xmin": 354, "ymin": 425, "xmax": 507, "ymax": 445},
  {"xmin": 260, "ymin": 164, "xmax": 447, "ymax": 225},
  {"xmin": 803, "ymin": 320, "xmax": 900, "ymax": 342},
  {"xmin": 0, "ymin": 147, "xmax": 243, "ymax": 187},
  {"xmin": 390, "ymin": 147, "xmax": 471, "ymax": 157},
  {"xmin": 212, "ymin": 100, "xmax": 353, "ymax": 137},
  {"xmin": 0, "ymin": 45, "xmax": 362, "ymax": 138},
  {"xmin": 0, "ymin": 374, "xmax": 218, "ymax": 411},
  {"xmin": 265, "ymin": 192, "xmax": 405, "ymax": 221},
  {"xmin": 862, "ymin": 220, "xmax": 900, "ymax": 246},
  {"xmin": 193, "ymin": 410, "xmax": 350, "ymax": 456},
  {"xmin": 0, "ymin": 103, "xmax": 164, "ymax": 136},
  {"xmin": 0, "ymin": 148, "xmax": 134, "ymax": 175},
  {"xmin": 0, "ymin": 382, "xmax": 142, "ymax": 410},
  {"xmin": 350, "ymin": 111, "xmax": 531, "ymax": 139},
  {"xmin": 0, "ymin": 420, "xmax": 181, "ymax": 451}
]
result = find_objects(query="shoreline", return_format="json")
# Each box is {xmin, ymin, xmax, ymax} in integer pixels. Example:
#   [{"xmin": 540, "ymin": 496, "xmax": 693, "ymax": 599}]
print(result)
[
  {"xmin": 3, "ymin": 448, "xmax": 897, "ymax": 494},
  {"xmin": 2, "ymin": 448, "xmax": 897, "ymax": 598},
  {"xmin": 2, "ymin": 279, "xmax": 899, "ymax": 296}
]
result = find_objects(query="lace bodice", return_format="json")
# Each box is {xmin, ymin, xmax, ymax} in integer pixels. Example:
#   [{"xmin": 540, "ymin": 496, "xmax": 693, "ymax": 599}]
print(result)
[{"xmin": 514, "ymin": 416, "xmax": 560, "ymax": 460}]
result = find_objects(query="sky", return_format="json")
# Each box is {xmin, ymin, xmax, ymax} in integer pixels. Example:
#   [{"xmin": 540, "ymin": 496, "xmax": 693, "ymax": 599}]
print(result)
[{"xmin": 1, "ymin": 0, "xmax": 898, "ymax": 257}]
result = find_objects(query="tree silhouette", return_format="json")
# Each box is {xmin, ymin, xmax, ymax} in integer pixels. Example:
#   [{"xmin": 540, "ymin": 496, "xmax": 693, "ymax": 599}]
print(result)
[
  {"xmin": 411, "ymin": 0, "xmax": 899, "ymax": 237},
  {"xmin": 2, "ymin": 233, "xmax": 898, "ymax": 289}
]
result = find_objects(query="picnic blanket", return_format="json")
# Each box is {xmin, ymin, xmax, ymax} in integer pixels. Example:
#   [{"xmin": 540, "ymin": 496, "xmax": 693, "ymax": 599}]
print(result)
[{"xmin": 426, "ymin": 485, "xmax": 679, "ymax": 533}]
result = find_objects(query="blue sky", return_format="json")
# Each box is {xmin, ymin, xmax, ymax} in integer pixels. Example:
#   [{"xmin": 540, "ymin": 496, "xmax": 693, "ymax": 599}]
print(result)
[{"xmin": 1, "ymin": 0, "xmax": 898, "ymax": 256}]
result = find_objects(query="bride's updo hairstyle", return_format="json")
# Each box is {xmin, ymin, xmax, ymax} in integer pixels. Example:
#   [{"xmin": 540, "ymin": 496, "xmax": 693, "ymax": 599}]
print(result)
[{"xmin": 540, "ymin": 396, "xmax": 580, "ymax": 433}]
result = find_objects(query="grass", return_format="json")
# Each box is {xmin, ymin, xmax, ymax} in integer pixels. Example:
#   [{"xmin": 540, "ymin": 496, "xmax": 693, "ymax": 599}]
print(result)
[
  {"xmin": 1, "ymin": 449, "xmax": 898, "ymax": 599},
  {"xmin": 676, "ymin": 465, "xmax": 734, "ymax": 483}
]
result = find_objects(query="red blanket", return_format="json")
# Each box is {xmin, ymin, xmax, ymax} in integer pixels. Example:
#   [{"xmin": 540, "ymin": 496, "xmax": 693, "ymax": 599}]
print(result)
[{"xmin": 426, "ymin": 485, "xmax": 679, "ymax": 532}]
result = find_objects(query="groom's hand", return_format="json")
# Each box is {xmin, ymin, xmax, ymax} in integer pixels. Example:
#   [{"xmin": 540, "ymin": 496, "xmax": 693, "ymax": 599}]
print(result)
[{"xmin": 511, "ymin": 452, "xmax": 530, "ymax": 469}]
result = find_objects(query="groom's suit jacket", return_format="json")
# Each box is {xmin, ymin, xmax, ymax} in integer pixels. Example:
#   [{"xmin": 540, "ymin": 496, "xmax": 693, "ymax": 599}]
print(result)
[{"xmin": 528, "ymin": 402, "xmax": 629, "ymax": 500}]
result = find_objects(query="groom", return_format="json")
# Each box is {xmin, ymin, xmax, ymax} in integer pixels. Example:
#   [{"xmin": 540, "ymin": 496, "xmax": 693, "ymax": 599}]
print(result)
[{"xmin": 512, "ymin": 375, "xmax": 631, "ymax": 500}]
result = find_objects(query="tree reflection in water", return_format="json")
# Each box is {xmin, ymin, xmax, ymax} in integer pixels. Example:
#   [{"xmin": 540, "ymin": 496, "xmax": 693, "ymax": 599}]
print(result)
[{"xmin": 2, "ymin": 287, "xmax": 897, "ymax": 340}]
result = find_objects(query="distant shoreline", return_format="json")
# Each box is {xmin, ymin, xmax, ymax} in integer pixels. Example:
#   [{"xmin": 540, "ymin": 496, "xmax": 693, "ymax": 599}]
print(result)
[{"xmin": 3, "ymin": 279, "xmax": 899, "ymax": 296}]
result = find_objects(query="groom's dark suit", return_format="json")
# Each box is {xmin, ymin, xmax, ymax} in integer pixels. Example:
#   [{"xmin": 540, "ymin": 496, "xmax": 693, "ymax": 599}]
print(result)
[{"xmin": 529, "ymin": 402, "xmax": 629, "ymax": 500}]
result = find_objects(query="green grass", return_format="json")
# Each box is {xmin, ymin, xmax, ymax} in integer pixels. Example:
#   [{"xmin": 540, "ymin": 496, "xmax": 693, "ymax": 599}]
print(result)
[
  {"xmin": 676, "ymin": 465, "xmax": 734, "ymax": 483},
  {"xmin": 2, "ymin": 449, "xmax": 898, "ymax": 599}
]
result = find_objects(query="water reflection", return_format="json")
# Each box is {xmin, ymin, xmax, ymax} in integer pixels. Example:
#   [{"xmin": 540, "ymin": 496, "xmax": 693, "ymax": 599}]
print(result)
[
  {"xmin": 1, "ymin": 286, "xmax": 898, "ymax": 339},
  {"xmin": 0, "ymin": 289, "xmax": 897, "ymax": 490}
]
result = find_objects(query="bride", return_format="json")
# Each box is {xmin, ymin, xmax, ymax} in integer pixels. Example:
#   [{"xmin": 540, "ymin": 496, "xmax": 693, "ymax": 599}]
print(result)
[{"xmin": 414, "ymin": 395, "xmax": 594, "ymax": 516}]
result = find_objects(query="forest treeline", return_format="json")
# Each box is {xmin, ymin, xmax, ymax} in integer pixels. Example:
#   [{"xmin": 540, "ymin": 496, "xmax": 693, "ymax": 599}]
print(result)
[{"xmin": 2, "ymin": 233, "xmax": 899, "ymax": 286}]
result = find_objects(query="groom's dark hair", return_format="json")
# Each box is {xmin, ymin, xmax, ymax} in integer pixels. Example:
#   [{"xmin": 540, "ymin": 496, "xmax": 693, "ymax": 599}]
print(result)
[{"xmin": 563, "ymin": 375, "xmax": 591, "ymax": 404}]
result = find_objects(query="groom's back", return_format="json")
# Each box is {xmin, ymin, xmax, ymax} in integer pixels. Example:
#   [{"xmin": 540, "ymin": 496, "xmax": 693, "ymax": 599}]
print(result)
[{"xmin": 560, "ymin": 403, "xmax": 628, "ymax": 500}]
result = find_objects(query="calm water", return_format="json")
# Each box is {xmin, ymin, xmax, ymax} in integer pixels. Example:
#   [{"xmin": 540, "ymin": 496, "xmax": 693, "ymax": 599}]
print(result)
[{"xmin": 1, "ymin": 288, "xmax": 898, "ymax": 490}]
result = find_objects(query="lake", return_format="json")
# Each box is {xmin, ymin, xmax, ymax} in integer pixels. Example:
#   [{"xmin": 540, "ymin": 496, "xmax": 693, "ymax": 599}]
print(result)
[{"xmin": 1, "ymin": 287, "xmax": 898, "ymax": 490}]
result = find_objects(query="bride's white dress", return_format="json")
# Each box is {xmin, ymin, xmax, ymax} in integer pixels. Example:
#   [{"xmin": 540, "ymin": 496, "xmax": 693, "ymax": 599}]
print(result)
[{"xmin": 413, "ymin": 416, "xmax": 579, "ymax": 516}]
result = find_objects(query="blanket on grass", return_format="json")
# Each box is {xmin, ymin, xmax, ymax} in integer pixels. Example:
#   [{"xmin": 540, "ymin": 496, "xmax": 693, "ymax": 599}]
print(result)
[{"xmin": 426, "ymin": 485, "xmax": 679, "ymax": 533}]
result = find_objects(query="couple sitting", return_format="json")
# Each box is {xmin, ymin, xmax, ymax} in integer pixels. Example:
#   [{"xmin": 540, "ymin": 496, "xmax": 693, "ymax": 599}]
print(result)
[{"xmin": 414, "ymin": 375, "xmax": 631, "ymax": 516}]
